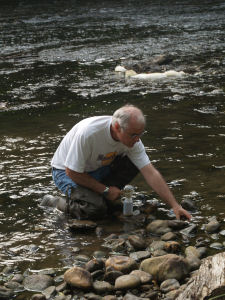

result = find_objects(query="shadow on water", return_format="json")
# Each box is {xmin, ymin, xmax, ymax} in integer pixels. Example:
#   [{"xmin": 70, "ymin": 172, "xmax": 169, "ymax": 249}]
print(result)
[{"xmin": 0, "ymin": 0, "xmax": 225, "ymax": 276}]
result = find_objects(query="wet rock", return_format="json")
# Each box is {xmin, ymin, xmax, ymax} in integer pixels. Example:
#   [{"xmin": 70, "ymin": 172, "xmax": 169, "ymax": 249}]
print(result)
[
  {"xmin": 104, "ymin": 270, "xmax": 123, "ymax": 284},
  {"xmin": 11, "ymin": 274, "xmax": 24, "ymax": 283},
  {"xmin": 64, "ymin": 266, "xmax": 93, "ymax": 290},
  {"xmin": 161, "ymin": 232, "xmax": 177, "ymax": 241},
  {"xmin": 2, "ymin": 266, "xmax": 14, "ymax": 275},
  {"xmin": 93, "ymin": 250, "xmax": 107, "ymax": 259},
  {"xmin": 0, "ymin": 286, "xmax": 14, "ymax": 299},
  {"xmin": 85, "ymin": 258, "xmax": 104, "ymax": 272},
  {"xmin": 152, "ymin": 249, "xmax": 168, "ymax": 257},
  {"xmin": 56, "ymin": 282, "xmax": 67, "ymax": 293},
  {"xmin": 160, "ymin": 278, "xmax": 180, "ymax": 293},
  {"xmin": 128, "ymin": 235, "xmax": 146, "ymax": 250},
  {"xmin": 164, "ymin": 241, "xmax": 181, "ymax": 254},
  {"xmin": 123, "ymin": 292, "xmax": 149, "ymax": 300},
  {"xmin": 185, "ymin": 246, "xmax": 201, "ymax": 271},
  {"xmin": 103, "ymin": 238, "xmax": 126, "ymax": 253},
  {"xmin": 74, "ymin": 254, "xmax": 90, "ymax": 263},
  {"xmin": 23, "ymin": 274, "xmax": 54, "ymax": 292},
  {"xmin": 140, "ymin": 254, "xmax": 189, "ymax": 282},
  {"xmin": 102, "ymin": 296, "xmax": 117, "ymax": 300},
  {"xmin": 91, "ymin": 270, "xmax": 104, "ymax": 281},
  {"xmin": 185, "ymin": 246, "xmax": 200, "ymax": 258},
  {"xmin": 43, "ymin": 286, "xmax": 56, "ymax": 299},
  {"xmin": 68, "ymin": 220, "xmax": 97, "ymax": 232},
  {"xmin": 4, "ymin": 281, "xmax": 24, "ymax": 291},
  {"xmin": 95, "ymin": 226, "xmax": 104, "ymax": 237},
  {"xmin": 130, "ymin": 270, "xmax": 152, "ymax": 284},
  {"xmin": 30, "ymin": 294, "xmax": 47, "ymax": 300},
  {"xmin": 205, "ymin": 218, "xmax": 220, "ymax": 233},
  {"xmin": 196, "ymin": 247, "xmax": 207, "ymax": 258},
  {"xmin": 93, "ymin": 280, "xmax": 114, "ymax": 294},
  {"xmin": 146, "ymin": 220, "xmax": 186, "ymax": 236},
  {"xmin": 115, "ymin": 274, "xmax": 141, "ymax": 290},
  {"xmin": 210, "ymin": 242, "xmax": 224, "ymax": 250},
  {"xmin": 180, "ymin": 224, "xmax": 197, "ymax": 237},
  {"xmin": 129, "ymin": 251, "xmax": 151, "ymax": 262},
  {"xmin": 148, "ymin": 240, "xmax": 166, "ymax": 253},
  {"xmin": 180, "ymin": 199, "xmax": 196, "ymax": 211},
  {"xmin": 84, "ymin": 292, "xmax": 102, "ymax": 300},
  {"xmin": 105, "ymin": 256, "xmax": 137, "ymax": 274}
]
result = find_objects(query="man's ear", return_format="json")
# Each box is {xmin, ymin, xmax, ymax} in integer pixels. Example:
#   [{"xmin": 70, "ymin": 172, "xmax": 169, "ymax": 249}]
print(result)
[{"xmin": 115, "ymin": 121, "xmax": 121, "ymax": 132}]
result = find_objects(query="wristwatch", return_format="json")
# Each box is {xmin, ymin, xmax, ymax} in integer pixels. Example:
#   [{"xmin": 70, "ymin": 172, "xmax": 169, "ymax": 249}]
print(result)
[{"xmin": 102, "ymin": 186, "xmax": 110, "ymax": 197}]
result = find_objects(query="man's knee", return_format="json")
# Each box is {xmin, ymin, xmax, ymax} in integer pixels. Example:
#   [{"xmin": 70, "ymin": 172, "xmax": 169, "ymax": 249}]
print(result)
[{"xmin": 69, "ymin": 186, "xmax": 108, "ymax": 220}]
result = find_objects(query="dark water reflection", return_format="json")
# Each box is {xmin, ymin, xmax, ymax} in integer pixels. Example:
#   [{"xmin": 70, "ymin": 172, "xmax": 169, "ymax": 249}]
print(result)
[{"xmin": 0, "ymin": 0, "xmax": 225, "ymax": 273}]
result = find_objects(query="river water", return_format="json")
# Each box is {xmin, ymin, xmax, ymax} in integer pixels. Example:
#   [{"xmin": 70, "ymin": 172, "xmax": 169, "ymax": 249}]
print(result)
[{"xmin": 0, "ymin": 0, "xmax": 225, "ymax": 275}]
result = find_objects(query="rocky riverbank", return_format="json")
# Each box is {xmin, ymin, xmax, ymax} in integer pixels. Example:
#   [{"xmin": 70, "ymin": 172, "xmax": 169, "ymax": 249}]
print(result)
[{"xmin": 1, "ymin": 199, "xmax": 225, "ymax": 300}]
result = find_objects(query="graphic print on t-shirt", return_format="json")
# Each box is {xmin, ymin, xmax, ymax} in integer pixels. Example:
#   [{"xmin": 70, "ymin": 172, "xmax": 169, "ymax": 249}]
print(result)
[{"xmin": 97, "ymin": 152, "xmax": 117, "ymax": 166}]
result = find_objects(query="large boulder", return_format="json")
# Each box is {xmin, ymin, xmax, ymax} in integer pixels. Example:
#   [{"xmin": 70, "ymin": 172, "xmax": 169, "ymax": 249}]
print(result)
[{"xmin": 140, "ymin": 254, "xmax": 189, "ymax": 282}]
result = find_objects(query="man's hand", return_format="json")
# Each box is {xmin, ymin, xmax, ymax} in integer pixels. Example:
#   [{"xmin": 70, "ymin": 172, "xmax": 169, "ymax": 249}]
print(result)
[
  {"xmin": 173, "ymin": 204, "xmax": 191, "ymax": 221},
  {"xmin": 106, "ymin": 186, "xmax": 121, "ymax": 201}
]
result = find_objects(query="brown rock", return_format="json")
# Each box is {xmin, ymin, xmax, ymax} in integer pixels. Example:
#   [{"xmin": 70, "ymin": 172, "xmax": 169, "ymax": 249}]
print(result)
[{"xmin": 64, "ymin": 266, "xmax": 92, "ymax": 290}]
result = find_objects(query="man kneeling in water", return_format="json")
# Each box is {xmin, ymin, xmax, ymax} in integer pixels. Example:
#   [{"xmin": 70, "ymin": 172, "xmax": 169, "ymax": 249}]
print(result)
[{"xmin": 48, "ymin": 104, "xmax": 191, "ymax": 221}]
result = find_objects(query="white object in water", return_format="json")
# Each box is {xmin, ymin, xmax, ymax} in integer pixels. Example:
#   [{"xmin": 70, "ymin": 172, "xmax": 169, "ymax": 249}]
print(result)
[
  {"xmin": 164, "ymin": 70, "xmax": 185, "ymax": 77},
  {"xmin": 115, "ymin": 65, "xmax": 127, "ymax": 72},
  {"xmin": 131, "ymin": 72, "xmax": 166, "ymax": 80},
  {"xmin": 131, "ymin": 70, "xmax": 185, "ymax": 80},
  {"xmin": 123, "ymin": 185, "xmax": 134, "ymax": 216},
  {"xmin": 125, "ymin": 69, "xmax": 137, "ymax": 77}
]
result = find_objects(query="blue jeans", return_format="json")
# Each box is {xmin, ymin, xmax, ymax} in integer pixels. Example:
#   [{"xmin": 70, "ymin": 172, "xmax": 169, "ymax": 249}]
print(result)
[{"xmin": 52, "ymin": 166, "xmax": 111, "ymax": 196}]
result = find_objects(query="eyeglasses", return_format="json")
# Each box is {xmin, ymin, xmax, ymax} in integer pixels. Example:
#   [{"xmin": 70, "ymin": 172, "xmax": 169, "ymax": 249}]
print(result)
[{"xmin": 122, "ymin": 128, "xmax": 147, "ymax": 139}]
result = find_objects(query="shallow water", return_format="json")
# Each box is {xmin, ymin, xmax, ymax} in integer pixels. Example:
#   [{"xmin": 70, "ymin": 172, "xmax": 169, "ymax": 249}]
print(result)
[{"xmin": 0, "ymin": 0, "xmax": 225, "ymax": 274}]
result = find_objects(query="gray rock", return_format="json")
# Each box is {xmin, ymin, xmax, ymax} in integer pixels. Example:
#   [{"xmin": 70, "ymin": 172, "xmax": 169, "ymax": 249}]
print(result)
[
  {"xmin": 4, "ymin": 281, "xmax": 24, "ymax": 291},
  {"xmin": 84, "ymin": 292, "xmax": 102, "ymax": 300},
  {"xmin": 0, "ymin": 286, "xmax": 14, "ymax": 299},
  {"xmin": 93, "ymin": 280, "xmax": 114, "ymax": 294},
  {"xmin": 30, "ymin": 294, "xmax": 47, "ymax": 300},
  {"xmin": 129, "ymin": 251, "xmax": 151, "ymax": 262},
  {"xmin": 180, "ymin": 199, "xmax": 196, "ymax": 211},
  {"xmin": 11, "ymin": 274, "xmax": 24, "ymax": 283},
  {"xmin": 85, "ymin": 258, "xmax": 104, "ymax": 272},
  {"xmin": 205, "ymin": 218, "xmax": 220, "ymax": 233},
  {"xmin": 180, "ymin": 224, "xmax": 197, "ymax": 237},
  {"xmin": 42, "ymin": 286, "xmax": 56, "ymax": 299},
  {"xmin": 148, "ymin": 240, "xmax": 166, "ymax": 253},
  {"xmin": 23, "ymin": 275, "xmax": 54, "ymax": 292},
  {"xmin": 160, "ymin": 278, "xmax": 180, "ymax": 293},
  {"xmin": 210, "ymin": 242, "xmax": 224, "ymax": 250}
]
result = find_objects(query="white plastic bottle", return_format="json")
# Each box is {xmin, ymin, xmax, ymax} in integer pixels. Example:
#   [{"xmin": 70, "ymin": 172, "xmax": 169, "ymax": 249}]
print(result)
[{"xmin": 123, "ymin": 185, "xmax": 134, "ymax": 216}]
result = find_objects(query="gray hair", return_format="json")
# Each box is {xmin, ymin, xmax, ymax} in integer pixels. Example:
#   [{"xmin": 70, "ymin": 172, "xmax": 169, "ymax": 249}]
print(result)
[{"xmin": 112, "ymin": 104, "xmax": 146, "ymax": 129}]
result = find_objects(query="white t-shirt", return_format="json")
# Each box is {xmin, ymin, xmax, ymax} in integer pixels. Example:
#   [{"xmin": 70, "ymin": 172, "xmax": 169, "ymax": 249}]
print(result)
[{"xmin": 51, "ymin": 116, "xmax": 150, "ymax": 172}]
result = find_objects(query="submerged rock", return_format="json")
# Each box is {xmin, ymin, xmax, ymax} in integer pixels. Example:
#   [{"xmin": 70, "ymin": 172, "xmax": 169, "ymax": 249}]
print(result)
[{"xmin": 23, "ymin": 274, "xmax": 54, "ymax": 292}]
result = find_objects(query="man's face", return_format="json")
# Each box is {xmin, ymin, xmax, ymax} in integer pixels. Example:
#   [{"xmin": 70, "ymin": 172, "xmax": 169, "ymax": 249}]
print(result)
[{"xmin": 117, "ymin": 121, "xmax": 145, "ymax": 148}]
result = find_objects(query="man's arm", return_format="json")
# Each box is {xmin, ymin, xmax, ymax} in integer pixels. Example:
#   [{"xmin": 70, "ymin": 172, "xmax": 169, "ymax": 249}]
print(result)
[
  {"xmin": 140, "ymin": 163, "xmax": 191, "ymax": 220},
  {"xmin": 66, "ymin": 167, "xmax": 121, "ymax": 201}
]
